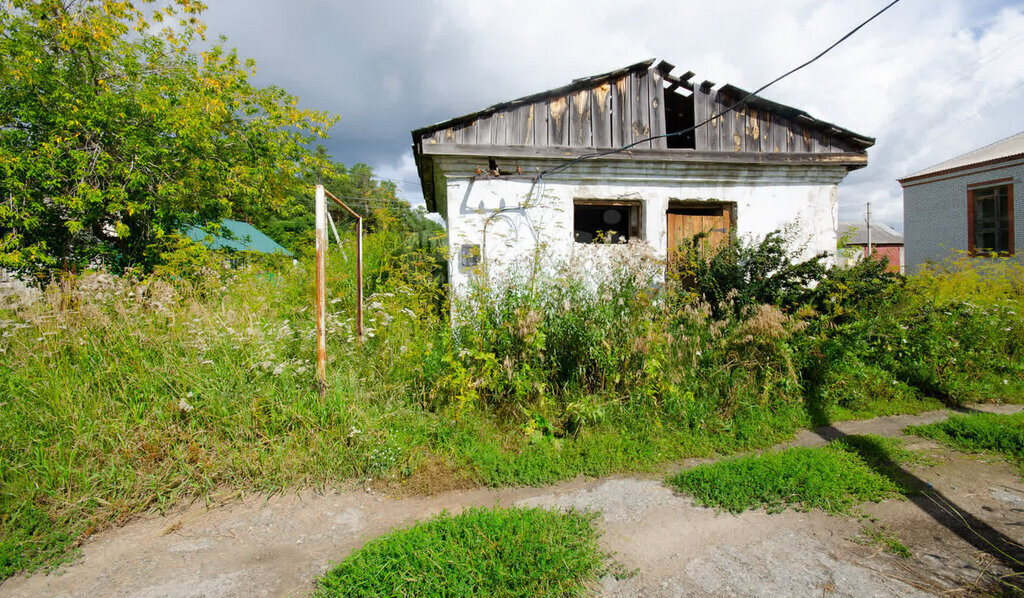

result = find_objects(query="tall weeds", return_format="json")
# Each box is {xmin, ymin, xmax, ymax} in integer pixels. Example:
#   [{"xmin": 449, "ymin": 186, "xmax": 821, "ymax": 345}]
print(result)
[{"xmin": 1, "ymin": 228, "xmax": 1021, "ymax": 578}]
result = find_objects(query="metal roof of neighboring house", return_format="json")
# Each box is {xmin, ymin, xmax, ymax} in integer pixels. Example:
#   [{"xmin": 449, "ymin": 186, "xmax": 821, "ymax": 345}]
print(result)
[
  {"xmin": 899, "ymin": 131, "xmax": 1024, "ymax": 183},
  {"xmin": 183, "ymin": 219, "xmax": 293, "ymax": 256},
  {"xmin": 838, "ymin": 222, "xmax": 903, "ymax": 246}
]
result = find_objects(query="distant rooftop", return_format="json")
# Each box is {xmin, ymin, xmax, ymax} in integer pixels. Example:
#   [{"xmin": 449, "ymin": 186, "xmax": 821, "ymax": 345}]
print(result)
[
  {"xmin": 183, "ymin": 219, "xmax": 292, "ymax": 256},
  {"xmin": 839, "ymin": 222, "xmax": 903, "ymax": 245},
  {"xmin": 900, "ymin": 131, "xmax": 1024, "ymax": 183}
]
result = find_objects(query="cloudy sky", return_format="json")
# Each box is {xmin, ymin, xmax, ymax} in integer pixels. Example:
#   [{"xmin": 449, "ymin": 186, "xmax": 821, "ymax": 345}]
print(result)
[{"xmin": 201, "ymin": 0, "xmax": 1024, "ymax": 230}]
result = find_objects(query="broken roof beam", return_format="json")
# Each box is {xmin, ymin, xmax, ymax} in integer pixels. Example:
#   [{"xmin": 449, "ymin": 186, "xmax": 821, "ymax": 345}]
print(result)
[{"xmin": 665, "ymin": 70, "xmax": 696, "ymax": 93}]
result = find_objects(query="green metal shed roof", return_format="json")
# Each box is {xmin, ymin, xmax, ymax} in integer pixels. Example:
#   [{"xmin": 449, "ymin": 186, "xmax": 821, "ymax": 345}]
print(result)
[{"xmin": 183, "ymin": 219, "xmax": 293, "ymax": 256}]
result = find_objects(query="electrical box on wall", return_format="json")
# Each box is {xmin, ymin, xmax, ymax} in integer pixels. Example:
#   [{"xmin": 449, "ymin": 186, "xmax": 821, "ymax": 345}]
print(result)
[{"xmin": 459, "ymin": 244, "xmax": 481, "ymax": 269}]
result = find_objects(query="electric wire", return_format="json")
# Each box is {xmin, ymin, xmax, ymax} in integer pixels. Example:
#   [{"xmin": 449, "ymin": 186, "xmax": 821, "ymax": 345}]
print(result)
[{"xmin": 535, "ymin": 0, "xmax": 903, "ymax": 182}]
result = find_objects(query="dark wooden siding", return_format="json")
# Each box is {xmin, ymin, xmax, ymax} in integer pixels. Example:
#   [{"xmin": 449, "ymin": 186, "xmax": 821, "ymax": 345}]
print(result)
[
  {"xmin": 419, "ymin": 65, "xmax": 867, "ymax": 155},
  {"xmin": 690, "ymin": 86, "xmax": 865, "ymax": 153},
  {"xmin": 422, "ymin": 65, "xmax": 668, "ymax": 150}
]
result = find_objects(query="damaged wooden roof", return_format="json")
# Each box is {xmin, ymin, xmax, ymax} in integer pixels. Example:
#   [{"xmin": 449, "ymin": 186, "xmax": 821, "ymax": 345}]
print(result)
[{"xmin": 412, "ymin": 59, "xmax": 875, "ymax": 212}]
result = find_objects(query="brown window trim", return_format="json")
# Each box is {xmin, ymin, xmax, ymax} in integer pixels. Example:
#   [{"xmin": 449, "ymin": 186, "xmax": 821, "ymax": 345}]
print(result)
[{"xmin": 967, "ymin": 180, "xmax": 1014, "ymax": 256}]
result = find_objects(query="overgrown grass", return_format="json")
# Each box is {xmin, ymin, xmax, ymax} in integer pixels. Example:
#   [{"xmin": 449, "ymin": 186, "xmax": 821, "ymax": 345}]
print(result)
[
  {"xmin": 666, "ymin": 435, "xmax": 930, "ymax": 514},
  {"xmin": 313, "ymin": 507, "xmax": 610, "ymax": 598},
  {"xmin": 909, "ymin": 412, "xmax": 1024, "ymax": 471},
  {"xmin": 1, "ymin": 227, "xmax": 1021, "ymax": 579},
  {"xmin": 667, "ymin": 446, "xmax": 899, "ymax": 514}
]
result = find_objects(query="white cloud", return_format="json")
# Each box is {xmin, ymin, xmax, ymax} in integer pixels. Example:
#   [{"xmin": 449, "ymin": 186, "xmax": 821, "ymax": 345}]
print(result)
[{"xmin": 199, "ymin": 0, "xmax": 1024, "ymax": 230}]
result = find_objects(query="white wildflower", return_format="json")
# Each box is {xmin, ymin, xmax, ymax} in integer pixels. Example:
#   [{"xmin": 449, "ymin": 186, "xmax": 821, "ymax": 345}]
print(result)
[{"xmin": 178, "ymin": 398, "xmax": 194, "ymax": 413}]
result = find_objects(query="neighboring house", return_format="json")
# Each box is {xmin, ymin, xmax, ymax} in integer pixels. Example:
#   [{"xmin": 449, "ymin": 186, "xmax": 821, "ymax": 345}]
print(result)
[
  {"xmin": 183, "ymin": 217, "xmax": 292, "ymax": 266},
  {"xmin": 837, "ymin": 222, "xmax": 904, "ymax": 274},
  {"xmin": 411, "ymin": 59, "xmax": 874, "ymax": 295},
  {"xmin": 183, "ymin": 219, "xmax": 293, "ymax": 262},
  {"xmin": 899, "ymin": 131, "xmax": 1022, "ymax": 269}
]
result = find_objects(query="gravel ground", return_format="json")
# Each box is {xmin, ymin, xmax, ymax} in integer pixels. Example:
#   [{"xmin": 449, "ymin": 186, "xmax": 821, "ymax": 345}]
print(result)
[{"xmin": 2, "ymin": 404, "xmax": 1022, "ymax": 597}]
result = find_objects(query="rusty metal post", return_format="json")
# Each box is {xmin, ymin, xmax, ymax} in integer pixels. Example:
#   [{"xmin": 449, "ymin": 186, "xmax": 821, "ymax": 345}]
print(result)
[
  {"xmin": 356, "ymin": 216, "xmax": 363, "ymax": 341},
  {"xmin": 314, "ymin": 184, "xmax": 328, "ymax": 397}
]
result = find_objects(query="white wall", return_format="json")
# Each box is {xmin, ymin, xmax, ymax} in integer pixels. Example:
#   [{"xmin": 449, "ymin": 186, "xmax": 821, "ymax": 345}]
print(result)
[{"xmin": 437, "ymin": 156, "xmax": 850, "ymax": 295}]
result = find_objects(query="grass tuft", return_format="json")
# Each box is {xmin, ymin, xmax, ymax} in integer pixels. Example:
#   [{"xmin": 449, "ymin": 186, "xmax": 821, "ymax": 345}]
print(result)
[
  {"xmin": 909, "ymin": 412, "xmax": 1024, "ymax": 469},
  {"xmin": 852, "ymin": 519, "xmax": 912, "ymax": 558},
  {"xmin": 666, "ymin": 435, "xmax": 932, "ymax": 515},
  {"xmin": 313, "ymin": 507, "xmax": 609, "ymax": 598}
]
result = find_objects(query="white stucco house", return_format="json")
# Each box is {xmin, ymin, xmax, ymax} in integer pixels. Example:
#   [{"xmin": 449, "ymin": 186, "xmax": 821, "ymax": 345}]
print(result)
[{"xmin": 411, "ymin": 59, "xmax": 874, "ymax": 295}]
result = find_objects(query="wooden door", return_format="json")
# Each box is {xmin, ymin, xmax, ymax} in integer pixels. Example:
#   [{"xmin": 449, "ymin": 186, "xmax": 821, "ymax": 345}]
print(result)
[{"xmin": 667, "ymin": 204, "xmax": 732, "ymax": 257}]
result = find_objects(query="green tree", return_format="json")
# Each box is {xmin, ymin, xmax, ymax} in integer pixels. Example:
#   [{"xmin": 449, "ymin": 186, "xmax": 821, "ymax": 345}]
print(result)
[
  {"xmin": 263, "ymin": 152, "xmax": 443, "ymax": 255},
  {"xmin": 0, "ymin": 0, "xmax": 337, "ymax": 276}
]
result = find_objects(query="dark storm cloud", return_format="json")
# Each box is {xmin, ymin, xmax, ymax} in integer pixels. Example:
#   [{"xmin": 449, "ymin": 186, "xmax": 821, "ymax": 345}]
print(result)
[{"xmin": 195, "ymin": 0, "xmax": 1024, "ymax": 227}]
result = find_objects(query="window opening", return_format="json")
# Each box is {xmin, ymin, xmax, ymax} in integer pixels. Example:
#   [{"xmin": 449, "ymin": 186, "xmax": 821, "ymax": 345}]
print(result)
[
  {"xmin": 573, "ymin": 200, "xmax": 642, "ymax": 243},
  {"xmin": 664, "ymin": 87, "xmax": 695, "ymax": 149},
  {"xmin": 969, "ymin": 183, "xmax": 1013, "ymax": 255}
]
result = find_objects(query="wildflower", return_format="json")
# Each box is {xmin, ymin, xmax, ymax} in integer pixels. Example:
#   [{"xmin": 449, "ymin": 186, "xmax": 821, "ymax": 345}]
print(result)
[
  {"xmin": 348, "ymin": 426, "xmax": 361, "ymax": 438},
  {"xmin": 178, "ymin": 397, "xmax": 194, "ymax": 413}
]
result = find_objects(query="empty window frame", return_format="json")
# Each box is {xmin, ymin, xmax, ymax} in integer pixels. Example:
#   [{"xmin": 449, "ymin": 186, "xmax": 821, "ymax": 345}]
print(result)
[
  {"xmin": 968, "ymin": 181, "xmax": 1014, "ymax": 255},
  {"xmin": 573, "ymin": 200, "xmax": 642, "ymax": 244}
]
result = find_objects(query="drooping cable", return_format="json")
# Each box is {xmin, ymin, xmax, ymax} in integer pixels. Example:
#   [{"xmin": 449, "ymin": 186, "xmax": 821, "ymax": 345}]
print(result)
[{"xmin": 536, "ymin": 0, "xmax": 903, "ymax": 182}]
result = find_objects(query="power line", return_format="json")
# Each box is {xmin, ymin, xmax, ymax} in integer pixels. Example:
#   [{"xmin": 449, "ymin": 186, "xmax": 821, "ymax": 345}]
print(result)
[{"xmin": 536, "ymin": 0, "xmax": 903, "ymax": 182}]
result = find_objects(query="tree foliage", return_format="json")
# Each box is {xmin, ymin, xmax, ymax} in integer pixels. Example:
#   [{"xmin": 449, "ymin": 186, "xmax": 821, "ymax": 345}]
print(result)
[
  {"xmin": 262, "ymin": 151, "xmax": 444, "ymax": 256},
  {"xmin": 0, "ymin": 0, "xmax": 337, "ymax": 276}
]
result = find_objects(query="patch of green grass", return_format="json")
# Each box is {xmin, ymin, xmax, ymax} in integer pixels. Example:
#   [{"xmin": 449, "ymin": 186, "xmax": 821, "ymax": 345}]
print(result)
[
  {"xmin": 666, "ymin": 438, "xmax": 921, "ymax": 515},
  {"xmin": 908, "ymin": 412, "xmax": 1024, "ymax": 469},
  {"xmin": 0, "ymin": 505, "xmax": 79, "ymax": 579},
  {"xmin": 828, "ymin": 434, "xmax": 938, "ymax": 492},
  {"xmin": 852, "ymin": 519, "xmax": 912, "ymax": 558},
  {"xmin": 313, "ymin": 507, "xmax": 609, "ymax": 598}
]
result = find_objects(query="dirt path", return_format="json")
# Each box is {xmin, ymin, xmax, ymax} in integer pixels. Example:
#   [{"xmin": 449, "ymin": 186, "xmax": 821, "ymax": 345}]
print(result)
[{"xmin": 3, "ymin": 405, "xmax": 1023, "ymax": 597}]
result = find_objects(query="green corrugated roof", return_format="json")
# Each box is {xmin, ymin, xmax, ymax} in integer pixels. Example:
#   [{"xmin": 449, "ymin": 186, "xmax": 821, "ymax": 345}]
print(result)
[{"xmin": 183, "ymin": 219, "xmax": 292, "ymax": 256}]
